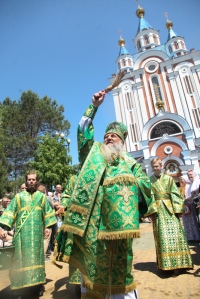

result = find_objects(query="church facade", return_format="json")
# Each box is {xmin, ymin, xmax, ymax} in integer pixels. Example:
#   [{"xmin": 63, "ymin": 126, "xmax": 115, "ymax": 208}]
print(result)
[{"xmin": 109, "ymin": 4, "xmax": 200, "ymax": 180}]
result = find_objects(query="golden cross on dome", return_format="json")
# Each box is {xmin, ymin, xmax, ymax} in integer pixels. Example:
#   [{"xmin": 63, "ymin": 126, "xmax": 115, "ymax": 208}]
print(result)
[
  {"xmin": 117, "ymin": 186, "xmax": 134, "ymax": 203},
  {"xmin": 164, "ymin": 12, "xmax": 169, "ymax": 21},
  {"xmin": 118, "ymin": 29, "xmax": 122, "ymax": 38},
  {"xmin": 135, "ymin": 0, "xmax": 140, "ymax": 8}
]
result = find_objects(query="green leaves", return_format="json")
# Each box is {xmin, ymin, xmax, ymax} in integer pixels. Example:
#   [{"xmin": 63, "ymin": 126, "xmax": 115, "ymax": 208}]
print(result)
[
  {"xmin": 29, "ymin": 133, "xmax": 75, "ymax": 189},
  {"xmin": 0, "ymin": 90, "xmax": 73, "ymax": 192}
]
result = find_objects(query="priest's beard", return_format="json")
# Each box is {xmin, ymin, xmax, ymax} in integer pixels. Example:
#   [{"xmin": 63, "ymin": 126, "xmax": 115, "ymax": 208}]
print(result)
[{"xmin": 101, "ymin": 141, "xmax": 124, "ymax": 163}]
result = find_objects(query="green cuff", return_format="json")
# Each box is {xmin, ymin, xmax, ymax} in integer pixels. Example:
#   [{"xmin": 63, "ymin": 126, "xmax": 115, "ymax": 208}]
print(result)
[{"xmin": 83, "ymin": 104, "xmax": 98, "ymax": 120}]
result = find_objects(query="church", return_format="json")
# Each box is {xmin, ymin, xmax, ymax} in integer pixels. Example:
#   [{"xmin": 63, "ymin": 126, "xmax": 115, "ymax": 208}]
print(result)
[{"xmin": 109, "ymin": 3, "xmax": 200, "ymax": 181}]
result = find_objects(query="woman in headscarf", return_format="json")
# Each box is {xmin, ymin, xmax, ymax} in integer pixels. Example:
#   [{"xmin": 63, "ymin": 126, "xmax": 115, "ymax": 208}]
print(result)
[{"xmin": 181, "ymin": 170, "xmax": 200, "ymax": 241}]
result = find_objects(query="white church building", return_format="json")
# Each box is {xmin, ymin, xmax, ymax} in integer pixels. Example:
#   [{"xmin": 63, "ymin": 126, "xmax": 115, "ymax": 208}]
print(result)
[{"xmin": 109, "ymin": 4, "xmax": 200, "ymax": 181}]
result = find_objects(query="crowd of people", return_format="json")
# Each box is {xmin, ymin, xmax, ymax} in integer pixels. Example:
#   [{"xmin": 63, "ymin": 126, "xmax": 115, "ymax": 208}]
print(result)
[{"xmin": 0, "ymin": 90, "xmax": 200, "ymax": 299}]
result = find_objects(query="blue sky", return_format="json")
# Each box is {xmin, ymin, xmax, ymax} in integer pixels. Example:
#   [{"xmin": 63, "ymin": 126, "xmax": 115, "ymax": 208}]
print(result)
[{"xmin": 0, "ymin": 0, "xmax": 200, "ymax": 164}]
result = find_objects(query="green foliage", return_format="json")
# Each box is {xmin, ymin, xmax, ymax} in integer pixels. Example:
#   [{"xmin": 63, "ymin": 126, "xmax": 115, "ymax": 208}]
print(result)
[
  {"xmin": 0, "ymin": 106, "xmax": 11, "ymax": 197},
  {"xmin": 29, "ymin": 133, "xmax": 75, "ymax": 189},
  {"xmin": 0, "ymin": 90, "xmax": 70, "ymax": 179}
]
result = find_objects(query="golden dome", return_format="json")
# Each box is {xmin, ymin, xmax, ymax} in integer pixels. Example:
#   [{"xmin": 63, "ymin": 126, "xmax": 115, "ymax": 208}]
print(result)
[
  {"xmin": 164, "ymin": 12, "xmax": 173, "ymax": 29},
  {"xmin": 166, "ymin": 20, "xmax": 173, "ymax": 30},
  {"xmin": 118, "ymin": 37, "xmax": 126, "ymax": 47},
  {"xmin": 136, "ymin": 4, "xmax": 145, "ymax": 18}
]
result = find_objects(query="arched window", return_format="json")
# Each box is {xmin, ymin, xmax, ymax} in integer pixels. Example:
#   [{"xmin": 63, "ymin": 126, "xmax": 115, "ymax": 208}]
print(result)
[
  {"xmin": 144, "ymin": 35, "xmax": 150, "ymax": 45},
  {"xmin": 128, "ymin": 59, "xmax": 132, "ymax": 66},
  {"xmin": 153, "ymin": 35, "xmax": 158, "ymax": 44},
  {"xmin": 168, "ymin": 45, "xmax": 172, "ymax": 53},
  {"xmin": 180, "ymin": 41, "xmax": 185, "ymax": 49},
  {"xmin": 137, "ymin": 40, "xmax": 141, "ymax": 50},
  {"xmin": 184, "ymin": 76, "xmax": 193, "ymax": 94},
  {"xmin": 122, "ymin": 59, "xmax": 126, "ymax": 67},
  {"xmin": 150, "ymin": 122, "xmax": 181, "ymax": 139},
  {"xmin": 151, "ymin": 76, "xmax": 163, "ymax": 101},
  {"xmin": 174, "ymin": 41, "xmax": 179, "ymax": 49}
]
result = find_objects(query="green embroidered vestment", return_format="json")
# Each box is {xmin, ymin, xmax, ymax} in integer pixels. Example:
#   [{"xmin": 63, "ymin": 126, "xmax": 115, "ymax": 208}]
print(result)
[
  {"xmin": 0, "ymin": 190, "xmax": 57, "ymax": 290},
  {"xmin": 58, "ymin": 104, "xmax": 152, "ymax": 298},
  {"xmin": 146, "ymin": 174, "xmax": 193, "ymax": 271}
]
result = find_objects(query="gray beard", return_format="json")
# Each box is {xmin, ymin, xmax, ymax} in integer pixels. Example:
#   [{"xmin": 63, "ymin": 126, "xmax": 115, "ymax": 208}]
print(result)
[{"xmin": 101, "ymin": 142, "xmax": 124, "ymax": 163}]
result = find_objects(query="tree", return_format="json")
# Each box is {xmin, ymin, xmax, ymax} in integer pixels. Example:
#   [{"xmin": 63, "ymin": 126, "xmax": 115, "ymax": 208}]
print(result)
[
  {"xmin": 0, "ymin": 107, "xmax": 12, "ymax": 197},
  {"xmin": 29, "ymin": 133, "xmax": 75, "ymax": 190},
  {"xmin": 0, "ymin": 90, "xmax": 70, "ymax": 179}
]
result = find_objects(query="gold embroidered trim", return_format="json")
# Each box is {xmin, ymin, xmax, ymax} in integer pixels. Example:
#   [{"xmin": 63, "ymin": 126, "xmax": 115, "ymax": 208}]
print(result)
[
  {"xmin": 44, "ymin": 211, "xmax": 56, "ymax": 219},
  {"xmin": 0, "ymin": 218, "xmax": 12, "ymax": 228},
  {"xmin": 69, "ymin": 204, "xmax": 88, "ymax": 215},
  {"xmin": 16, "ymin": 194, "xmax": 21, "ymax": 209},
  {"xmin": 103, "ymin": 174, "xmax": 136, "ymax": 186},
  {"xmin": 144, "ymin": 211, "xmax": 157, "ymax": 217},
  {"xmin": 61, "ymin": 224, "xmax": 84, "ymax": 236},
  {"xmin": 19, "ymin": 207, "xmax": 42, "ymax": 212},
  {"xmin": 155, "ymin": 197, "xmax": 171, "ymax": 200},
  {"xmin": 158, "ymin": 251, "xmax": 192, "ymax": 257},
  {"xmin": 12, "ymin": 265, "xmax": 45, "ymax": 273},
  {"xmin": 159, "ymin": 265, "xmax": 193, "ymax": 271},
  {"xmin": 41, "ymin": 194, "xmax": 46, "ymax": 207},
  {"xmin": 2, "ymin": 211, "xmax": 15, "ymax": 220},
  {"xmin": 98, "ymin": 230, "xmax": 140, "ymax": 240},
  {"xmin": 83, "ymin": 290, "xmax": 105, "ymax": 299},
  {"xmin": 83, "ymin": 273, "xmax": 137, "ymax": 295},
  {"xmin": 61, "ymin": 255, "xmax": 70, "ymax": 263},
  {"xmin": 11, "ymin": 280, "xmax": 46, "ymax": 290},
  {"xmin": 62, "ymin": 255, "xmax": 138, "ymax": 295}
]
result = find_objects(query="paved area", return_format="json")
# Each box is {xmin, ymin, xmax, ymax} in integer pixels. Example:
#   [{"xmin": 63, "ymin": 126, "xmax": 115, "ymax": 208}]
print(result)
[{"xmin": 0, "ymin": 222, "xmax": 200, "ymax": 299}]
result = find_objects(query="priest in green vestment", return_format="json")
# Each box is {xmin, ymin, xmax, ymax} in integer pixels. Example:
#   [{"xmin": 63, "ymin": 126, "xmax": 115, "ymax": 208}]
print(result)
[
  {"xmin": 0, "ymin": 171, "xmax": 57, "ymax": 296},
  {"xmin": 145, "ymin": 158, "xmax": 193, "ymax": 276},
  {"xmin": 57, "ymin": 91, "xmax": 153, "ymax": 299}
]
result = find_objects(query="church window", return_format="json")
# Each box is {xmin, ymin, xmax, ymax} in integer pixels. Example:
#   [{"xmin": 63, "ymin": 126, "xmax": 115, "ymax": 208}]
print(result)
[
  {"xmin": 126, "ymin": 92, "xmax": 133, "ymax": 110},
  {"xmin": 130, "ymin": 123, "xmax": 137, "ymax": 142},
  {"xmin": 145, "ymin": 61, "xmax": 159, "ymax": 73},
  {"xmin": 153, "ymin": 35, "xmax": 158, "ymax": 44},
  {"xmin": 184, "ymin": 76, "xmax": 193, "ymax": 94},
  {"xmin": 144, "ymin": 35, "xmax": 150, "ymax": 45},
  {"xmin": 149, "ymin": 65, "xmax": 156, "ymax": 71},
  {"xmin": 168, "ymin": 45, "xmax": 172, "ymax": 53},
  {"xmin": 150, "ymin": 121, "xmax": 181, "ymax": 139},
  {"xmin": 193, "ymin": 108, "xmax": 200, "ymax": 128},
  {"xmin": 128, "ymin": 59, "xmax": 132, "ymax": 66},
  {"xmin": 137, "ymin": 40, "xmax": 141, "ymax": 50},
  {"xmin": 151, "ymin": 76, "xmax": 163, "ymax": 101},
  {"xmin": 174, "ymin": 41, "xmax": 179, "ymax": 49},
  {"xmin": 180, "ymin": 41, "xmax": 185, "ymax": 49},
  {"xmin": 122, "ymin": 59, "xmax": 126, "ymax": 67}
]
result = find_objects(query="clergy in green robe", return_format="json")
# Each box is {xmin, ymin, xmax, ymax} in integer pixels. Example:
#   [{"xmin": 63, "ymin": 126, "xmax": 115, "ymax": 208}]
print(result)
[
  {"xmin": 58, "ymin": 91, "xmax": 153, "ymax": 299},
  {"xmin": 54, "ymin": 174, "xmax": 82, "ymax": 287},
  {"xmin": 0, "ymin": 171, "xmax": 57, "ymax": 294},
  {"xmin": 145, "ymin": 158, "xmax": 193, "ymax": 275}
]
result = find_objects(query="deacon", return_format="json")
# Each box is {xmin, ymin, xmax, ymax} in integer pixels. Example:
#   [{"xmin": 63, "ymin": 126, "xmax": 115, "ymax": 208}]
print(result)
[
  {"xmin": 0, "ymin": 171, "xmax": 57, "ymax": 297},
  {"xmin": 146, "ymin": 158, "xmax": 193, "ymax": 276}
]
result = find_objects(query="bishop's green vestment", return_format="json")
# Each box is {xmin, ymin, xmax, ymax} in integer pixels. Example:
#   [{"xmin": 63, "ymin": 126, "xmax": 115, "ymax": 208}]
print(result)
[
  {"xmin": 55, "ymin": 104, "xmax": 153, "ymax": 299},
  {"xmin": 0, "ymin": 190, "xmax": 57, "ymax": 290},
  {"xmin": 145, "ymin": 174, "xmax": 193, "ymax": 271}
]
